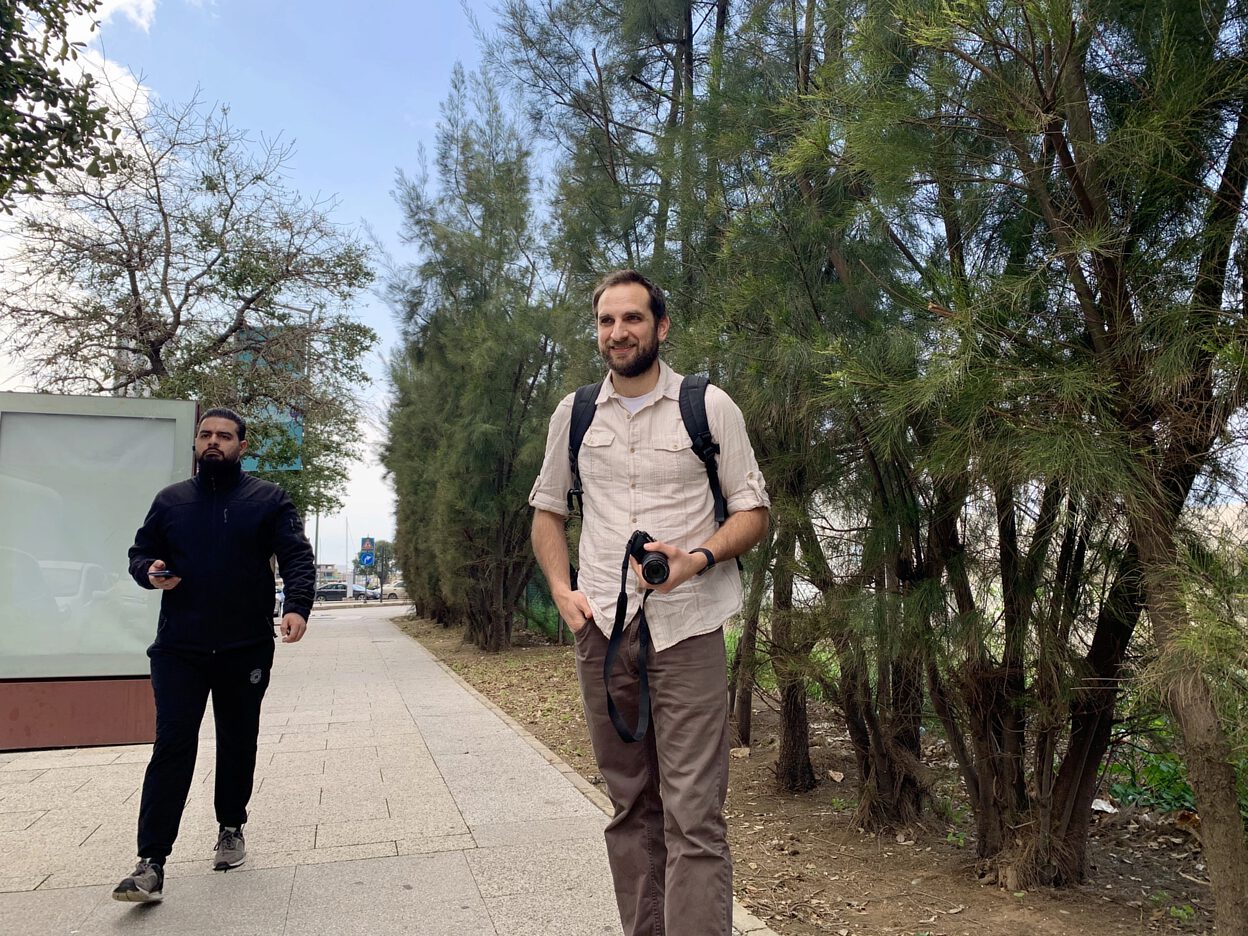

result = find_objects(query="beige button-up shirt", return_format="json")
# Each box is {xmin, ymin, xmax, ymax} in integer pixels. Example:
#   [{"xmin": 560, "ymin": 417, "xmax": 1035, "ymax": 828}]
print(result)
[{"xmin": 529, "ymin": 362, "xmax": 770, "ymax": 652}]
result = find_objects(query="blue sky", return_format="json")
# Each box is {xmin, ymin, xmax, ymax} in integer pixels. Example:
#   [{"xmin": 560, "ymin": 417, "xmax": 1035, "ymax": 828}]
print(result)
[{"xmin": 83, "ymin": 0, "xmax": 498, "ymax": 572}]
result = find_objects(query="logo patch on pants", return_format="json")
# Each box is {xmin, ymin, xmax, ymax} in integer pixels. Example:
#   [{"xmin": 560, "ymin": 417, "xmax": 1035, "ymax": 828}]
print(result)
[{"xmin": 249, "ymin": 668, "xmax": 263, "ymax": 685}]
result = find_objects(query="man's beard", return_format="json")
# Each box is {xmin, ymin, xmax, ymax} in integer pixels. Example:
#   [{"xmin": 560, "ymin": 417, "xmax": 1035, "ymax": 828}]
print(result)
[
  {"xmin": 197, "ymin": 452, "xmax": 241, "ymax": 478},
  {"xmin": 602, "ymin": 333, "xmax": 660, "ymax": 378}
]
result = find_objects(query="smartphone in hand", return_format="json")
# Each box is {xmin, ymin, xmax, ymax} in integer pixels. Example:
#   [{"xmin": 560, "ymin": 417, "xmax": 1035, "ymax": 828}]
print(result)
[{"xmin": 149, "ymin": 569, "xmax": 176, "ymax": 578}]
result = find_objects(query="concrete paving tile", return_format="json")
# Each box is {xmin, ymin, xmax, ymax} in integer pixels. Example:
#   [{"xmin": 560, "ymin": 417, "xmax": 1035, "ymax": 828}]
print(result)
[
  {"xmin": 258, "ymin": 751, "xmax": 326, "ymax": 776},
  {"xmin": 394, "ymin": 833, "xmax": 476, "ymax": 856},
  {"xmin": 284, "ymin": 852, "xmax": 495, "ymax": 936},
  {"xmin": 30, "ymin": 763, "xmax": 147, "ymax": 786},
  {"xmin": 485, "ymin": 889, "xmax": 624, "ymax": 936},
  {"xmin": 254, "ymin": 771, "xmax": 383, "ymax": 795},
  {"xmin": 0, "ymin": 784, "xmax": 88, "ymax": 811},
  {"xmin": 449, "ymin": 779, "xmax": 605, "ymax": 827},
  {"xmin": 108, "ymin": 749, "xmax": 153, "ymax": 764},
  {"xmin": 323, "ymin": 734, "xmax": 382, "ymax": 751},
  {"xmin": 78, "ymin": 866, "xmax": 295, "ymax": 935},
  {"xmin": 287, "ymin": 711, "xmax": 333, "ymax": 725},
  {"xmin": 468, "ymin": 816, "xmax": 609, "ymax": 849},
  {"xmin": 0, "ymin": 769, "xmax": 47, "ymax": 785},
  {"xmin": 315, "ymin": 789, "xmax": 389, "ymax": 819},
  {"xmin": 0, "ymin": 883, "xmax": 108, "ymax": 935},
  {"xmin": 246, "ymin": 797, "xmax": 392, "ymax": 826},
  {"xmin": 0, "ymin": 872, "xmax": 50, "ymax": 892},
  {"xmin": 80, "ymin": 821, "xmax": 138, "ymax": 848},
  {"xmin": 466, "ymin": 838, "xmax": 610, "ymax": 898},
  {"xmin": 0, "ymin": 809, "xmax": 46, "ymax": 831},
  {"xmin": 266, "ymin": 735, "xmax": 328, "ymax": 753},
  {"xmin": 322, "ymin": 748, "xmax": 381, "ymax": 772},
  {"xmin": 402, "ymin": 700, "xmax": 482, "ymax": 720},
  {"xmin": 315, "ymin": 814, "xmax": 469, "ymax": 848},
  {"xmin": 378, "ymin": 765, "xmax": 445, "ymax": 792},
  {"xmin": 0, "ymin": 751, "xmax": 119, "ymax": 771},
  {"xmin": 0, "ymin": 822, "xmax": 101, "ymax": 859},
  {"xmin": 416, "ymin": 719, "xmax": 518, "ymax": 756},
  {"xmin": 383, "ymin": 791, "xmax": 468, "ymax": 825},
  {"xmin": 245, "ymin": 785, "xmax": 322, "ymax": 811},
  {"xmin": 329, "ymin": 704, "xmax": 373, "ymax": 716},
  {"xmin": 434, "ymin": 748, "xmax": 555, "ymax": 780},
  {"xmin": 233, "ymin": 822, "xmax": 318, "ymax": 855},
  {"xmin": 241, "ymin": 839, "xmax": 400, "ymax": 870},
  {"xmin": 63, "ymin": 782, "xmax": 144, "ymax": 810},
  {"xmin": 273, "ymin": 722, "xmax": 331, "ymax": 734}
]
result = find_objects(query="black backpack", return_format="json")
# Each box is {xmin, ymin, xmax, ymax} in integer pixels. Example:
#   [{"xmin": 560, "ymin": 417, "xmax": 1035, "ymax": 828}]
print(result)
[{"xmin": 565, "ymin": 374, "xmax": 727, "ymax": 525}]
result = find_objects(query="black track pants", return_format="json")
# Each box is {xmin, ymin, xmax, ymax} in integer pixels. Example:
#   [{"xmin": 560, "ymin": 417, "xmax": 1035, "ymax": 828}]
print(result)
[{"xmin": 136, "ymin": 640, "xmax": 274, "ymax": 861}]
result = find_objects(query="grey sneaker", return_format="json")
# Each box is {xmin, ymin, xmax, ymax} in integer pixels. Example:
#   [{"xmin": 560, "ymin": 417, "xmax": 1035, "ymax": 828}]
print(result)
[
  {"xmin": 112, "ymin": 858, "xmax": 164, "ymax": 902},
  {"xmin": 213, "ymin": 825, "xmax": 246, "ymax": 870}
]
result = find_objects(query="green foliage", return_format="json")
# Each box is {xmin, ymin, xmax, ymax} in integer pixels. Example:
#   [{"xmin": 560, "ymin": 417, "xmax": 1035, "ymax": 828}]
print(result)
[
  {"xmin": 0, "ymin": 93, "xmax": 375, "ymax": 514},
  {"xmin": 1108, "ymin": 749, "xmax": 1198, "ymax": 815},
  {"xmin": 474, "ymin": 0, "xmax": 1248, "ymax": 913},
  {"xmin": 0, "ymin": 0, "xmax": 117, "ymax": 211},
  {"xmin": 384, "ymin": 65, "xmax": 565, "ymax": 652}
]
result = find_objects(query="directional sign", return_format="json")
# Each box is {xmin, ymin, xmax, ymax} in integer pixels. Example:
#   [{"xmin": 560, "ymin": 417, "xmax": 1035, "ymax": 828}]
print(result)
[{"xmin": 359, "ymin": 551, "xmax": 375, "ymax": 568}]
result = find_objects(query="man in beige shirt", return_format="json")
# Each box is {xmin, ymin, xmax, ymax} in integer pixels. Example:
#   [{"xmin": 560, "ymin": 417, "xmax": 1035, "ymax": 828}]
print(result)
[{"xmin": 530, "ymin": 270, "xmax": 769, "ymax": 936}]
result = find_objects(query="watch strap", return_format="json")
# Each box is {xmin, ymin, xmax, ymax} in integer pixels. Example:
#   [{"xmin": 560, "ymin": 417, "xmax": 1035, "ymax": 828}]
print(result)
[{"xmin": 691, "ymin": 547, "xmax": 716, "ymax": 576}]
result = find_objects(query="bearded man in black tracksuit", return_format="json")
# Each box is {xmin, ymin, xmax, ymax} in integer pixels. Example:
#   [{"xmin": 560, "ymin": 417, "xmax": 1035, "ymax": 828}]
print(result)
[{"xmin": 112, "ymin": 407, "xmax": 316, "ymax": 903}]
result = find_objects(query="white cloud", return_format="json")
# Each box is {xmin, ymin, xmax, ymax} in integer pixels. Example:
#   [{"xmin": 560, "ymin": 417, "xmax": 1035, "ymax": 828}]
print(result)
[{"xmin": 93, "ymin": 0, "xmax": 158, "ymax": 33}]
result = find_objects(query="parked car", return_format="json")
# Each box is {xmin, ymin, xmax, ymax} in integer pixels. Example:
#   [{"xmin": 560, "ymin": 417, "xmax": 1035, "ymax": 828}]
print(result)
[
  {"xmin": 315, "ymin": 582, "xmax": 348, "ymax": 601},
  {"xmin": 273, "ymin": 586, "xmax": 284, "ymax": 617},
  {"xmin": 381, "ymin": 581, "xmax": 407, "ymax": 601}
]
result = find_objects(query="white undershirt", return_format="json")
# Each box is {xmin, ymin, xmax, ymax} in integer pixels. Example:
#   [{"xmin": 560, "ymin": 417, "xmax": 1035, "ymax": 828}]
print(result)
[{"xmin": 616, "ymin": 387, "xmax": 659, "ymax": 414}]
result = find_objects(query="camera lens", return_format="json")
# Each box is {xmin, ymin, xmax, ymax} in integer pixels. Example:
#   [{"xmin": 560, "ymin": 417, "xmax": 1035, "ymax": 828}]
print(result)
[{"xmin": 641, "ymin": 553, "xmax": 669, "ymax": 585}]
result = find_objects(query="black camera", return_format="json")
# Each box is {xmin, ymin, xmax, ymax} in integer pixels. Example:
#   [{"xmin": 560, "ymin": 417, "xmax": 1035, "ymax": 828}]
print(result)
[{"xmin": 627, "ymin": 530, "xmax": 669, "ymax": 586}]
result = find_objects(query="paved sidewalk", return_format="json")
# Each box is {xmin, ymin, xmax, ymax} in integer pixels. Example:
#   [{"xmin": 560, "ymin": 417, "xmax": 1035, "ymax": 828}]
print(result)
[{"xmin": 0, "ymin": 606, "xmax": 775, "ymax": 935}]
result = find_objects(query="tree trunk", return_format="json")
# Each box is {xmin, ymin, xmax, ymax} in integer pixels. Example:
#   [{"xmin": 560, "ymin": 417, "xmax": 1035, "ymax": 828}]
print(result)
[
  {"xmin": 1137, "ymin": 511, "xmax": 1248, "ymax": 934},
  {"xmin": 732, "ymin": 546, "xmax": 769, "ymax": 747},
  {"xmin": 771, "ymin": 527, "xmax": 816, "ymax": 792},
  {"xmin": 1045, "ymin": 546, "xmax": 1144, "ymax": 881}
]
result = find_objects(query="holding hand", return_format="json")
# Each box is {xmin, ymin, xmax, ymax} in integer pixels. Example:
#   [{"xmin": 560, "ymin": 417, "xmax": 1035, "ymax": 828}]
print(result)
[
  {"xmin": 147, "ymin": 560, "xmax": 182, "ymax": 590},
  {"xmin": 630, "ymin": 540, "xmax": 709, "ymax": 594}
]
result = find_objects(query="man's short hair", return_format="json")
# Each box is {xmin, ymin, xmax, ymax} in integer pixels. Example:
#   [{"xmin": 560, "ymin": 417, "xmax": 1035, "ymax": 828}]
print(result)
[
  {"xmin": 592, "ymin": 269, "xmax": 667, "ymax": 322},
  {"xmin": 199, "ymin": 407, "xmax": 247, "ymax": 441}
]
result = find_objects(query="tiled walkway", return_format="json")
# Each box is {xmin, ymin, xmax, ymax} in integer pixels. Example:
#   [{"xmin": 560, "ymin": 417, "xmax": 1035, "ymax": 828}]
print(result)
[{"xmin": 0, "ymin": 605, "xmax": 774, "ymax": 935}]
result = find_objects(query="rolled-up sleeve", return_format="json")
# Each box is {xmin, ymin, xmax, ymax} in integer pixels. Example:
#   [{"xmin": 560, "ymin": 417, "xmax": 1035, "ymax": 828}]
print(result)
[
  {"xmin": 707, "ymin": 385, "xmax": 770, "ymax": 514},
  {"xmin": 528, "ymin": 393, "xmax": 576, "ymax": 517}
]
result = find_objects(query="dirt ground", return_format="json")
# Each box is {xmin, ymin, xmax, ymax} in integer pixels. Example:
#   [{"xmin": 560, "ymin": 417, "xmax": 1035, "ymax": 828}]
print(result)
[{"xmin": 396, "ymin": 617, "xmax": 1215, "ymax": 935}]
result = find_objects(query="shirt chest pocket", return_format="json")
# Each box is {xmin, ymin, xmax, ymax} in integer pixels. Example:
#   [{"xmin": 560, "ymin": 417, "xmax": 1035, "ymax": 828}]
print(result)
[
  {"xmin": 647, "ymin": 434, "xmax": 700, "ymax": 487},
  {"xmin": 579, "ymin": 427, "xmax": 617, "ymax": 485}
]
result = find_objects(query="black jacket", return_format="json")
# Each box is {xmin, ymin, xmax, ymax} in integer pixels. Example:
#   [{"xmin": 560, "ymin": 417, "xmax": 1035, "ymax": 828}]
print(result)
[{"xmin": 128, "ymin": 462, "xmax": 315, "ymax": 652}]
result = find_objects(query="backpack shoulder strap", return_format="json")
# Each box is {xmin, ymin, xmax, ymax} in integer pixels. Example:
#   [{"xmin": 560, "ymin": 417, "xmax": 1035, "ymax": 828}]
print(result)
[
  {"xmin": 567, "ymin": 382, "xmax": 602, "ymax": 515},
  {"xmin": 679, "ymin": 374, "xmax": 727, "ymax": 525}
]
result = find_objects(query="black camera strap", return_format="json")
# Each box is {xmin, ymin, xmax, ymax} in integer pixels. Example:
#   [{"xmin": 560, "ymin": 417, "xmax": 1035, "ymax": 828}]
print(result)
[{"xmin": 603, "ymin": 547, "xmax": 653, "ymax": 744}]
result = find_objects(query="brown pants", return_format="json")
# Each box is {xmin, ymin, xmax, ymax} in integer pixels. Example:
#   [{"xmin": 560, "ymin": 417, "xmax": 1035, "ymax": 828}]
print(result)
[{"xmin": 575, "ymin": 619, "xmax": 732, "ymax": 936}]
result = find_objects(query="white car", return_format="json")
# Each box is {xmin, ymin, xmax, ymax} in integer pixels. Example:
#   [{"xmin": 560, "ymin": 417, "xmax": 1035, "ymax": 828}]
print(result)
[{"xmin": 381, "ymin": 581, "xmax": 407, "ymax": 601}]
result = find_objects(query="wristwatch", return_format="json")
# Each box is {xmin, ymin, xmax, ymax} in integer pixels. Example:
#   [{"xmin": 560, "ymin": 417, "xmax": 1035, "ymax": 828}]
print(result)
[{"xmin": 691, "ymin": 547, "xmax": 716, "ymax": 576}]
